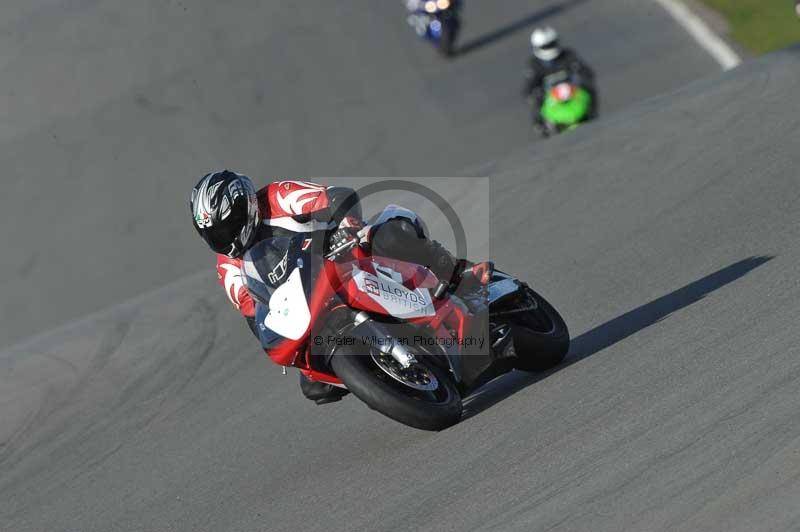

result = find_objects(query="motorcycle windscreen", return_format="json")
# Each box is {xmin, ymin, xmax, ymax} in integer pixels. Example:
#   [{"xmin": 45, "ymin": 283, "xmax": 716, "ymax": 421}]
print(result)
[{"xmin": 346, "ymin": 260, "xmax": 436, "ymax": 319}]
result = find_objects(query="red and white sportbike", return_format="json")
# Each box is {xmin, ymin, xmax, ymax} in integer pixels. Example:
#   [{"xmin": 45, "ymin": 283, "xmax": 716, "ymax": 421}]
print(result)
[{"xmin": 242, "ymin": 208, "xmax": 569, "ymax": 431}]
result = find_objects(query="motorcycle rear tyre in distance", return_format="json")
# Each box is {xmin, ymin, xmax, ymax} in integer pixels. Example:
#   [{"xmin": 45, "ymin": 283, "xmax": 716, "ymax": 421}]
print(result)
[{"xmin": 438, "ymin": 21, "xmax": 457, "ymax": 57}]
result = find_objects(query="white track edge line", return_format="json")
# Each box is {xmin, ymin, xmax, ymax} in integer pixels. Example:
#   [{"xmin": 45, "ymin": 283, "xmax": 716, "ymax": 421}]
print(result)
[{"xmin": 654, "ymin": 0, "xmax": 741, "ymax": 71}]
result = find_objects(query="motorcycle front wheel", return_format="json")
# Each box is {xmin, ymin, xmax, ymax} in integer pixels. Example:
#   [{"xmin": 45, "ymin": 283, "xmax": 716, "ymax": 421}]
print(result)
[
  {"xmin": 536, "ymin": 119, "xmax": 558, "ymax": 138},
  {"xmin": 330, "ymin": 347, "xmax": 462, "ymax": 431}
]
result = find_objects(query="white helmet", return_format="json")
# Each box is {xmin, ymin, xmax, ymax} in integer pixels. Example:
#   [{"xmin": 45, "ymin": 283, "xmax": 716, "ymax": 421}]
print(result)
[{"xmin": 530, "ymin": 27, "xmax": 561, "ymax": 61}]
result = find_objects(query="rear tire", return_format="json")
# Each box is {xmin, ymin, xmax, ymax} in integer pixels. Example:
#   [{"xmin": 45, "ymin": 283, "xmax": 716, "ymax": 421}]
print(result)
[
  {"xmin": 438, "ymin": 20, "xmax": 457, "ymax": 57},
  {"xmin": 510, "ymin": 288, "xmax": 570, "ymax": 372},
  {"xmin": 330, "ymin": 349, "xmax": 462, "ymax": 431}
]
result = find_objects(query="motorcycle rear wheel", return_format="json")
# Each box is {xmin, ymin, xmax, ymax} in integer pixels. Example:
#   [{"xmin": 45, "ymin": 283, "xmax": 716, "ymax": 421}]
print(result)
[
  {"xmin": 509, "ymin": 287, "xmax": 570, "ymax": 371},
  {"xmin": 331, "ymin": 348, "xmax": 462, "ymax": 431},
  {"xmin": 438, "ymin": 22, "xmax": 457, "ymax": 57}
]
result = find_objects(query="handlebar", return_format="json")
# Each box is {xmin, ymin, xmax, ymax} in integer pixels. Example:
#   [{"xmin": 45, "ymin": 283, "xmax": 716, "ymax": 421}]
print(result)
[
  {"xmin": 324, "ymin": 238, "xmax": 358, "ymax": 261},
  {"xmin": 324, "ymin": 226, "xmax": 371, "ymax": 261}
]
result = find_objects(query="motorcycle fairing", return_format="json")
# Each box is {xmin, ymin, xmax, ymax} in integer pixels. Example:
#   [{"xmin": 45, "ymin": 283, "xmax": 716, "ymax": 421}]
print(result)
[
  {"xmin": 331, "ymin": 255, "xmax": 437, "ymax": 315},
  {"xmin": 349, "ymin": 261, "xmax": 436, "ymax": 319},
  {"xmin": 541, "ymin": 86, "xmax": 592, "ymax": 126}
]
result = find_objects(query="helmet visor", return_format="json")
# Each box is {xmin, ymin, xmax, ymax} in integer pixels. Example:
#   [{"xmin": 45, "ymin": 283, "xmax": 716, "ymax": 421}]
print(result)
[
  {"xmin": 205, "ymin": 208, "xmax": 249, "ymax": 256},
  {"xmin": 538, "ymin": 39, "xmax": 559, "ymax": 51}
]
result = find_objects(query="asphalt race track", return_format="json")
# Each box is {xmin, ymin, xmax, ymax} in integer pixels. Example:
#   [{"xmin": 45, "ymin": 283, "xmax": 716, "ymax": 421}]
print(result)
[
  {"xmin": 5, "ymin": 3, "xmax": 799, "ymax": 532},
  {"xmin": 0, "ymin": 0, "xmax": 717, "ymax": 348}
]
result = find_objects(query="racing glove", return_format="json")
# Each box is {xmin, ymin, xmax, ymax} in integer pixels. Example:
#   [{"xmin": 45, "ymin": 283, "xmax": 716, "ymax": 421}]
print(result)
[{"xmin": 326, "ymin": 216, "xmax": 366, "ymax": 256}]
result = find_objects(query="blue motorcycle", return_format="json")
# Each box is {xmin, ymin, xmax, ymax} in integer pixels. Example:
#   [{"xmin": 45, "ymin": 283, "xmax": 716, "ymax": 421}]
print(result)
[{"xmin": 406, "ymin": 0, "xmax": 461, "ymax": 57}]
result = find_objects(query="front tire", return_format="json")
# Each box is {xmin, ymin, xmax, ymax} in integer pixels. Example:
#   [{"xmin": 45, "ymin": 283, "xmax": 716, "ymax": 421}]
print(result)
[
  {"xmin": 330, "ymin": 348, "xmax": 462, "ymax": 431},
  {"xmin": 538, "ymin": 120, "xmax": 560, "ymax": 138}
]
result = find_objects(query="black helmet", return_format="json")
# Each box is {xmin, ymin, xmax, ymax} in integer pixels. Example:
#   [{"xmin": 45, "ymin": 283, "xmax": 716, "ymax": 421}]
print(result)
[{"xmin": 190, "ymin": 170, "xmax": 260, "ymax": 258}]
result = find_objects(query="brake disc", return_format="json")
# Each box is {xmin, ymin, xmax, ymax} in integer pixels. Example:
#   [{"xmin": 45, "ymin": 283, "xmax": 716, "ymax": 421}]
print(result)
[{"xmin": 369, "ymin": 349, "xmax": 439, "ymax": 391}]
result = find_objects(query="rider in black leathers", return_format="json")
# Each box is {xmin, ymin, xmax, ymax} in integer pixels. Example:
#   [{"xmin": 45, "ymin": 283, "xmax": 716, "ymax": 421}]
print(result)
[{"xmin": 522, "ymin": 27, "xmax": 597, "ymax": 126}]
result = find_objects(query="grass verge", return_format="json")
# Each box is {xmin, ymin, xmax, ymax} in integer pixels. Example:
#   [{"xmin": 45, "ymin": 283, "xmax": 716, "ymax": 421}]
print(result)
[{"xmin": 700, "ymin": 0, "xmax": 800, "ymax": 54}]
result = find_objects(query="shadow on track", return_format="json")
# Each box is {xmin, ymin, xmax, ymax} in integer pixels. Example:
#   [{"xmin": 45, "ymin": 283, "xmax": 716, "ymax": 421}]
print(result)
[
  {"xmin": 456, "ymin": 0, "xmax": 588, "ymax": 57},
  {"xmin": 463, "ymin": 255, "xmax": 774, "ymax": 418}
]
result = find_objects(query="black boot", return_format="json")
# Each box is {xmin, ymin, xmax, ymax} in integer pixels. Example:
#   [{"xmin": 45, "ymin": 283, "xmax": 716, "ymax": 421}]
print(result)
[
  {"xmin": 370, "ymin": 219, "xmax": 459, "ymax": 280},
  {"xmin": 425, "ymin": 238, "xmax": 462, "ymax": 285},
  {"xmin": 299, "ymin": 374, "xmax": 349, "ymax": 405}
]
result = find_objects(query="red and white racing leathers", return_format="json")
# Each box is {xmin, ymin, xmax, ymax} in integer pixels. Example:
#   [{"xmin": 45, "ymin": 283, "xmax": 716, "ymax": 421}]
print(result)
[
  {"xmin": 214, "ymin": 180, "xmax": 466, "ymax": 340},
  {"xmin": 214, "ymin": 180, "xmax": 346, "ymax": 323}
]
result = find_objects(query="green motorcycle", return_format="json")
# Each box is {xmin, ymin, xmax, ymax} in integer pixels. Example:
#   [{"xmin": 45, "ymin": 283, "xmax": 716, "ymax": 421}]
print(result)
[{"xmin": 537, "ymin": 80, "xmax": 594, "ymax": 137}]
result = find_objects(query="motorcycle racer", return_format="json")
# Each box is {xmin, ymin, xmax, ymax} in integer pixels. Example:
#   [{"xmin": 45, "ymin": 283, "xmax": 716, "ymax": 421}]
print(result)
[
  {"xmin": 190, "ymin": 170, "xmax": 491, "ymax": 405},
  {"xmin": 522, "ymin": 27, "xmax": 597, "ymax": 125}
]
